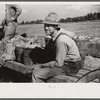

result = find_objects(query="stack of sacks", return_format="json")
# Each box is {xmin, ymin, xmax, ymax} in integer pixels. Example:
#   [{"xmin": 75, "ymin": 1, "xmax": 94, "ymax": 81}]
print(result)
[
  {"xmin": 74, "ymin": 35, "xmax": 91, "ymax": 41},
  {"xmin": 24, "ymin": 36, "xmax": 45, "ymax": 49},
  {"xmin": 89, "ymin": 37, "xmax": 100, "ymax": 44},
  {"xmin": 10, "ymin": 35, "xmax": 27, "ymax": 47},
  {"xmin": 84, "ymin": 55, "xmax": 100, "ymax": 70},
  {"xmin": 25, "ymin": 38, "xmax": 41, "ymax": 48}
]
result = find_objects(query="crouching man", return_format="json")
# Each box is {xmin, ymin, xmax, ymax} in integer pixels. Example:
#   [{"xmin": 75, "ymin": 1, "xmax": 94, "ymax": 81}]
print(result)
[{"xmin": 32, "ymin": 12, "xmax": 82, "ymax": 83}]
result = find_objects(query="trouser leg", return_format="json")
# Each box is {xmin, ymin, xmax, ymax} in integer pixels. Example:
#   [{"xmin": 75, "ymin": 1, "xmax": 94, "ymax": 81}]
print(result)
[
  {"xmin": 32, "ymin": 68, "xmax": 55, "ymax": 83},
  {"xmin": 32, "ymin": 67, "xmax": 65, "ymax": 83},
  {"xmin": 32, "ymin": 61, "xmax": 81, "ymax": 83}
]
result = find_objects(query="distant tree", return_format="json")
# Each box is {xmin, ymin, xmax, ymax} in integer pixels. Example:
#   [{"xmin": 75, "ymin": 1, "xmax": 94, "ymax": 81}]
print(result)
[
  {"xmin": 35, "ymin": 20, "xmax": 43, "ymax": 24},
  {"xmin": 93, "ymin": 13, "xmax": 98, "ymax": 20},
  {"xmin": 21, "ymin": 21, "xmax": 25, "ymax": 24},
  {"xmin": 87, "ymin": 13, "xmax": 94, "ymax": 20},
  {"xmin": 97, "ymin": 12, "xmax": 100, "ymax": 19},
  {"xmin": 25, "ymin": 21, "xmax": 30, "ymax": 24},
  {"xmin": 65, "ymin": 17, "xmax": 72, "ymax": 22},
  {"xmin": 84, "ymin": 16, "xmax": 88, "ymax": 21},
  {"xmin": 30, "ymin": 21, "xmax": 36, "ymax": 24},
  {"xmin": 59, "ymin": 18, "xmax": 65, "ymax": 23},
  {"xmin": 58, "ymin": 11, "xmax": 100, "ymax": 23}
]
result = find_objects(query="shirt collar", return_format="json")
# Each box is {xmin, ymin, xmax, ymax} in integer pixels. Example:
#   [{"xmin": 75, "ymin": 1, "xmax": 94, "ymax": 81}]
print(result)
[{"xmin": 52, "ymin": 28, "xmax": 61, "ymax": 41}]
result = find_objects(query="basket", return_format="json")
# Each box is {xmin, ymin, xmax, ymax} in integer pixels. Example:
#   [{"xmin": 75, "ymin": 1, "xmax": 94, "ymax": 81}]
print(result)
[
  {"xmin": 15, "ymin": 46, "xmax": 33, "ymax": 67},
  {"xmin": 74, "ymin": 39, "xmax": 90, "ymax": 68},
  {"xmin": 74, "ymin": 39, "xmax": 89, "ymax": 59},
  {"xmin": 23, "ymin": 48, "xmax": 33, "ymax": 67},
  {"xmin": 15, "ymin": 46, "xmax": 23, "ymax": 63}
]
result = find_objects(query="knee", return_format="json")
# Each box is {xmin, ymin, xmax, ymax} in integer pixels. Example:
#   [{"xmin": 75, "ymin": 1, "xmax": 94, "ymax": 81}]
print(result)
[
  {"xmin": 32, "ymin": 69, "xmax": 38, "ymax": 82},
  {"xmin": 32, "ymin": 69, "xmax": 44, "ymax": 83},
  {"xmin": 32, "ymin": 69, "xmax": 40, "ymax": 78}
]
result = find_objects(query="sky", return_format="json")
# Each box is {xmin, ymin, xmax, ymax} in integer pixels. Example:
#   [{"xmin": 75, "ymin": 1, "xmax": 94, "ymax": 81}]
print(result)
[{"xmin": 0, "ymin": 2, "xmax": 100, "ymax": 23}]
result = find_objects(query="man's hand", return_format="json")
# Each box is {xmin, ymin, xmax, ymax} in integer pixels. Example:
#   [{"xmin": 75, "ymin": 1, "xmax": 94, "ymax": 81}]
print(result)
[{"xmin": 32, "ymin": 64, "xmax": 41, "ymax": 70}]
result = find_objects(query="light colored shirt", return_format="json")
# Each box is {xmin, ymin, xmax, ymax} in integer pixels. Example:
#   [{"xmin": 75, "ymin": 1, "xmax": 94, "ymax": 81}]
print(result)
[{"xmin": 41, "ymin": 28, "xmax": 81, "ymax": 67}]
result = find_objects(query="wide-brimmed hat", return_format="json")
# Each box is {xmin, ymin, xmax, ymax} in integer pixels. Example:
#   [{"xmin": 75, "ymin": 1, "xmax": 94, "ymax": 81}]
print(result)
[{"xmin": 43, "ymin": 12, "xmax": 59, "ymax": 25}]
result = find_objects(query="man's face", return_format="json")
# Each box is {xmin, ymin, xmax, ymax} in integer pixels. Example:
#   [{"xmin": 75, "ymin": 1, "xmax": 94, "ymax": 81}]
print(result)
[{"xmin": 44, "ymin": 24, "xmax": 56, "ymax": 36}]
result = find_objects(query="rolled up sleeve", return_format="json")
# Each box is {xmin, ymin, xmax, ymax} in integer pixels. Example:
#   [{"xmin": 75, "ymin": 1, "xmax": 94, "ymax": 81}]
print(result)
[{"xmin": 55, "ymin": 42, "xmax": 67, "ymax": 67}]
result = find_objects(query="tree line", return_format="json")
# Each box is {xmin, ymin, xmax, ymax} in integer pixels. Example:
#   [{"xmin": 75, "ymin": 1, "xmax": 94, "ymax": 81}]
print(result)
[
  {"xmin": 19, "ymin": 19, "xmax": 43, "ymax": 25},
  {"xmin": 59, "ymin": 12, "xmax": 100, "ymax": 23},
  {"xmin": 19, "ymin": 12, "xmax": 100, "ymax": 25}
]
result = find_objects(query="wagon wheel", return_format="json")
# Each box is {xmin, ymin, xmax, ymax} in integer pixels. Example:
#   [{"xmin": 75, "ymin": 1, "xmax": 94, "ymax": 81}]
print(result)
[{"xmin": 76, "ymin": 68, "xmax": 100, "ymax": 83}]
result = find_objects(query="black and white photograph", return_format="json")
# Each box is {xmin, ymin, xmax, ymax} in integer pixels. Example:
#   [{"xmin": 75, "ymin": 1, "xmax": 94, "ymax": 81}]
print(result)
[{"xmin": 0, "ymin": 2, "xmax": 100, "ymax": 84}]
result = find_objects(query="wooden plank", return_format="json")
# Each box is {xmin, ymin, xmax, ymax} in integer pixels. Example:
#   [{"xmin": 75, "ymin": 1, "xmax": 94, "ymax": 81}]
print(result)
[
  {"xmin": 48, "ymin": 75, "xmax": 78, "ymax": 83},
  {"xmin": 73, "ymin": 69, "xmax": 90, "ymax": 78},
  {"xmin": 92, "ymin": 79, "xmax": 99, "ymax": 83},
  {"xmin": 74, "ymin": 69, "xmax": 99, "ymax": 83},
  {"xmin": 77, "ymin": 69, "xmax": 100, "ymax": 83},
  {"xmin": 48, "ymin": 69, "xmax": 100, "ymax": 83},
  {"xmin": 0, "ymin": 57, "xmax": 33, "ymax": 74},
  {"xmin": 90, "ymin": 81, "xmax": 97, "ymax": 83},
  {"xmin": 56, "ymin": 75, "xmax": 78, "ymax": 83}
]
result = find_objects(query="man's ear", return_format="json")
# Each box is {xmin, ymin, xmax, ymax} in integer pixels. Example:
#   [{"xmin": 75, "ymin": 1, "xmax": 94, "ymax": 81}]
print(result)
[{"xmin": 56, "ymin": 25, "xmax": 60, "ymax": 30}]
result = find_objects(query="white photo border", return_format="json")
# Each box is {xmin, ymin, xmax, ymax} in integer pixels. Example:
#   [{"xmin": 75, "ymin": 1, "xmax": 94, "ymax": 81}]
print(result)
[{"xmin": 0, "ymin": 1, "xmax": 100, "ymax": 99}]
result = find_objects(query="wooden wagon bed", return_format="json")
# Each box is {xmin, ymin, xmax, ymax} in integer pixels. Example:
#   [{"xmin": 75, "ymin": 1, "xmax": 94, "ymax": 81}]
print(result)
[
  {"xmin": 0, "ymin": 57, "xmax": 32, "ymax": 75},
  {"xmin": 47, "ymin": 68, "xmax": 100, "ymax": 83},
  {"xmin": 0, "ymin": 57, "xmax": 99, "ymax": 83}
]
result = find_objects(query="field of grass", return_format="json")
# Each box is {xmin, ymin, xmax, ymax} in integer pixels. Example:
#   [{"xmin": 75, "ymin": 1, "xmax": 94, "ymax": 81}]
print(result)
[{"xmin": 17, "ymin": 20, "xmax": 100, "ymax": 38}]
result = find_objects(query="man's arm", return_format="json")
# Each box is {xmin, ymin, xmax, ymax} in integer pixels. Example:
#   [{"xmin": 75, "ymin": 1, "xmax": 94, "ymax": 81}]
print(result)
[
  {"xmin": 10, "ymin": 4, "xmax": 22, "ymax": 19},
  {"xmin": 5, "ymin": 4, "xmax": 10, "ymax": 23},
  {"xmin": 40, "ymin": 41, "xmax": 68, "ymax": 68}
]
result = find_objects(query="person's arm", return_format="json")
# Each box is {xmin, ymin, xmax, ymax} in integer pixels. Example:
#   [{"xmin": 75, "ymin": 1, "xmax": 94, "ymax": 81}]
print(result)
[
  {"xmin": 5, "ymin": 4, "xmax": 10, "ymax": 23},
  {"xmin": 10, "ymin": 4, "xmax": 22, "ymax": 19},
  {"xmin": 2, "ymin": 18, "xmax": 6, "ymax": 25},
  {"xmin": 40, "ymin": 41, "xmax": 68, "ymax": 68}
]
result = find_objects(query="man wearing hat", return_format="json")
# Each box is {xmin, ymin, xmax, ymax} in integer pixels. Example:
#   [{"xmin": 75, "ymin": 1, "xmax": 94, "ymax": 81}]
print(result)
[{"xmin": 32, "ymin": 12, "xmax": 82, "ymax": 83}]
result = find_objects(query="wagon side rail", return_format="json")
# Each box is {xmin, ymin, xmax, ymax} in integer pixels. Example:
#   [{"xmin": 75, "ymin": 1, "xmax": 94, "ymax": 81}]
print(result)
[
  {"xmin": 47, "ymin": 68, "xmax": 100, "ymax": 83},
  {"xmin": 76, "ymin": 68, "xmax": 100, "ymax": 83},
  {"xmin": 0, "ymin": 57, "xmax": 33, "ymax": 75}
]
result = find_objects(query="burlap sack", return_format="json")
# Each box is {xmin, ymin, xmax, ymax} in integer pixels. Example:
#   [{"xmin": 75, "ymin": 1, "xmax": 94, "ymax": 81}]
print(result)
[{"xmin": 2, "ymin": 41, "xmax": 15, "ymax": 61}]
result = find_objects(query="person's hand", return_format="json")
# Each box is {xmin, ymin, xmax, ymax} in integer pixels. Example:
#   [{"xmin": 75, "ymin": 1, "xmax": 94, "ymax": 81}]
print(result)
[{"xmin": 32, "ymin": 64, "xmax": 41, "ymax": 70}]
